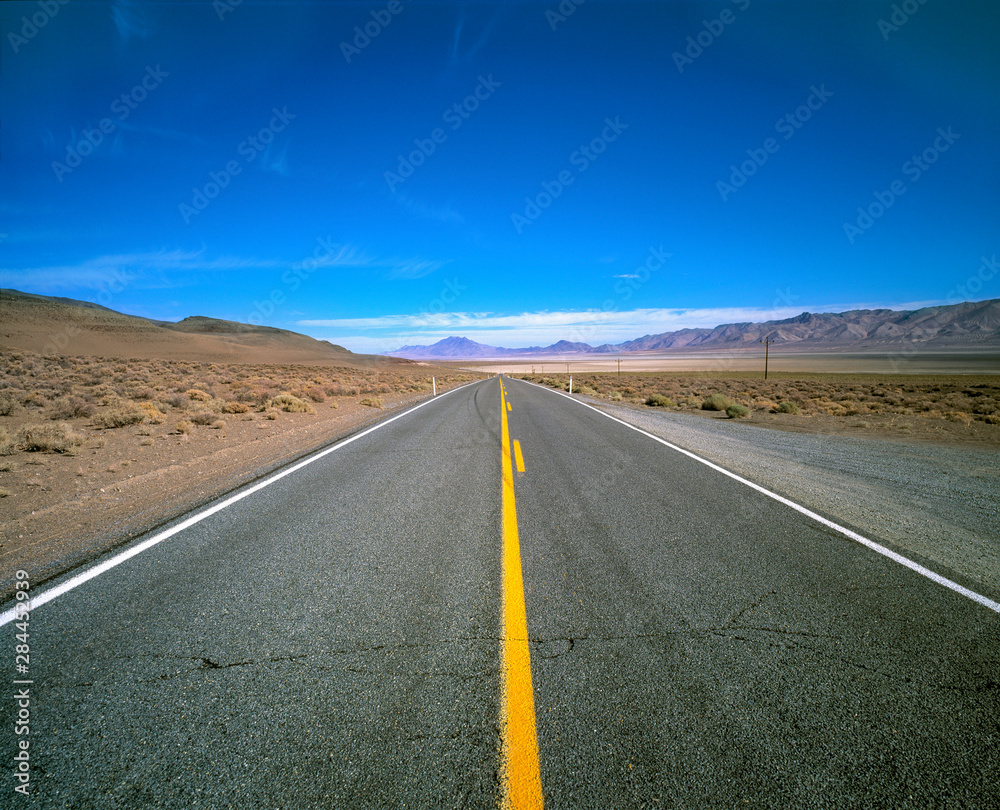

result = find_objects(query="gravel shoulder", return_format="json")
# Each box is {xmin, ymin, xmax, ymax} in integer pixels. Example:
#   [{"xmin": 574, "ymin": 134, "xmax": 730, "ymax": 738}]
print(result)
[{"xmin": 582, "ymin": 396, "xmax": 1000, "ymax": 602}]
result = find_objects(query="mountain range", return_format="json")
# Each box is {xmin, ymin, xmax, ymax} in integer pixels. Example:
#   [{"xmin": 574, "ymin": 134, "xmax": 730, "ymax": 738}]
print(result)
[{"xmin": 387, "ymin": 299, "xmax": 1000, "ymax": 358}]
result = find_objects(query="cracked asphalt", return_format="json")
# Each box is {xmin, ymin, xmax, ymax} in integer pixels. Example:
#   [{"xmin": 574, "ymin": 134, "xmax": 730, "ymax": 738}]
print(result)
[{"xmin": 4, "ymin": 376, "xmax": 999, "ymax": 807}]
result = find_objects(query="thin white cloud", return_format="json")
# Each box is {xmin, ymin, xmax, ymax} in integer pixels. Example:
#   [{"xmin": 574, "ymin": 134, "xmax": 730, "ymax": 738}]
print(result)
[{"xmin": 391, "ymin": 192, "xmax": 465, "ymax": 226}]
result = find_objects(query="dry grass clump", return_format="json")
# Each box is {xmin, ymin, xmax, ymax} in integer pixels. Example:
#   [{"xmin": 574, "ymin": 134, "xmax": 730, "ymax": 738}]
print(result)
[
  {"xmin": 221, "ymin": 400, "xmax": 250, "ymax": 414},
  {"xmin": 0, "ymin": 427, "xmax": 16, "ymax": 456},
  {"xmin": 0, "ymin": 392, "xmax": 21, "ymax": 416},
  {"xmin": 93, "ymin": 400, "xmax": 147, "ymax": 429},
  {"xmin": 138, "ymin": 402, "xmax": 166, "ymax": 423},
  {"xmin": 726, "ymin": 404, "xmax": 751, "ymax": 419},
  {"xmin": 17, "ymin": 422, "xmax": 84, "ymax": 453},
  {"xmin": 49, "ymin": 396, "xmax": 96, "ymax": 420},
  {"xmin": 268, "ymin": 393, "xmax": 315, "ymax": 414},
  {"xmin": 174, "ymin": 420, "xmax": 193, "ymax": 434},
  {"xmin": 645, "ymin": 394, "xmax": 675, "ymax": 407},
  {"xmin": 185, "ymin": 388, "xmax": 213, "ymax": 402},
  {"xmin": 702, "ymin": 394, "xmax": 735, "ymax": 412},
  {"xmin": 189, "ymin": 411, "xmax": 219, "ymax": 426},
  {"xmin": 360, "ymin": 397, "xmax": 383, "ymax": 409}
]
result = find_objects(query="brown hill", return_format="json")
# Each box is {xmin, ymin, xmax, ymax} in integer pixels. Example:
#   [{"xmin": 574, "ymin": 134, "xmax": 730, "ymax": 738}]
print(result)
[{"xmin": 0, "ymin": 289, "xmax": 403, "ymax": 367}]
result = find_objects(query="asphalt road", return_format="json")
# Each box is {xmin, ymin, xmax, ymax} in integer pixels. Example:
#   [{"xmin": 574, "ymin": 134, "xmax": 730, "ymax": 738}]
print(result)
[{"xmin": 3, "ymin": 375, "xmax": 998, "ymax": 808}]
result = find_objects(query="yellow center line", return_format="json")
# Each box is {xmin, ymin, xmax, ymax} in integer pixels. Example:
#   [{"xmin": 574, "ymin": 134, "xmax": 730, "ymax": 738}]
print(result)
[
  {"xmin": 500, "ymin": 380, "xmax": 544, "ymax": 808},
  {"xmin": 513, "ymin": 440, "xmax": 526, "ymax": 474}
]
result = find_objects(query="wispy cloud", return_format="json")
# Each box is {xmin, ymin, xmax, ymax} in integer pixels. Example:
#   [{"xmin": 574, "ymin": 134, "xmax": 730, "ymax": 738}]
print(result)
[
  {"xmin": 112, "ymin": 0, "xmax": 152, "ymax": 43},
  {"xmin": 3, "ymin": 244, "xmax": 447, "ymax": 293},
  {"xmin": 0, "ymin": 250, "xmax": 287, "ymax": 294},
  {"xmin": 288, "ymin": 241, "xmax": 446, "ymax": 279},
  {"xmin": 391, "ymin": 192, "xmax": 465, "ymax": 226},
  {"xmin": 449, "ymin": 7, "xmax": 501, "ymax": 68},
  {"xmin": 260, "ymin": 141, "xmax": 290, "ymax": 176},
  {"xmin": 115, "ymin": 120, "xmax": 203, "ymax": 145}
]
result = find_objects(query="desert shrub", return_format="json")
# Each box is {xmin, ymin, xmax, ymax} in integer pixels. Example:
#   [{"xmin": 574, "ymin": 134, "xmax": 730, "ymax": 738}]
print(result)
[
  {"xmin": 222, "ymin": 400, "xmax": 250, "ymax": 414},
  {"xmin": 726, "ymin": 404, "xmax": 751, "ymax": 419},
  {"xmin": 645, "ymin": 394, "xmax": 675, "ymax": 407},
  {"xmin": 944, "ymin": 411, "xmax": 973, "ymax": 426},
  {"xmin": 209, "ymin": 419, "xmax": 225, "ymax": 429},
  {"xmin": 576, "ymin": 385, "xmax": 598, "ymax": 396},
  {"xmin": 775, "ymin": 400, "xmax": 800, "ymax": 415},
  {"xmin": 264, "ymin": 409, "xmax": 279, "ymax": 420},
  {"xmin": 49, "ymin": 396, "xmax": 95, "ymax": 420},
  {"xmin": 189, "ymin": 411, "xmax": 218, "ymax": 426},
  {"xmin": 93, "ymin": 401, "xmax": 147, "ymax": 429},
  {"xmin": 360, "ymin": 397, "xmax": 383, "ymax": 409},
  {"xmin": 268, "ymin": 393, "xmax": 315, "ymax": 414},
  {"xmin": 174, "ymin": 420, "xmax": 192, "ymax": 434},
  {"xmin": 185, "ymin": 388, "xmax": 212, "ymax": 402},
  {"xmin": 127, "ymin": 386, "xmax": 156, "ymax": 401},
  {"xmin": 164, "ymin": 393, "xmax": 188, "ymax": 410},
  {"xmin": 608, "ymin": 391, "xmax": 623, "ymax": 401},
  {"xmin": 138, "ymin": 402, "xmax": 165, "ymax": 424},
  {"xmin": 0, "ymin": 428, "xmax": 15, "ymax": 456},
  {"xmin": 17, "ymin": 422, "xmax": 84, "ymax": 453},
  {"xmin": 702, "ymin": 394, "xmax": 734, "ymax": 411},
  {"xmin": 0, "ymin": 392, "xmax": 20, "ymax": 416},
  {"xmin": 22, "ymin": 391, "xmax": 47, "ymax": 408},
  {"xmin": 304, "ymin": 386, "xmax": 326, "ymax": 403}
]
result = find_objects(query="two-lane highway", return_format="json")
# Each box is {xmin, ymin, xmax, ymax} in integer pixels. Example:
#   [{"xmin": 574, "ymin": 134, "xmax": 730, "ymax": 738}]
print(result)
[{"xmin": 3, "ymin": 375, "xmax": 998, "ymax": 807}]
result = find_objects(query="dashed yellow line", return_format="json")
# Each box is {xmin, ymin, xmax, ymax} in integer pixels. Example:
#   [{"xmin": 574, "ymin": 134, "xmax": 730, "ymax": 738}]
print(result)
[
  {"xmin": 513, "ymin": 440, "xmax": 525, "ymax": 474},
  {"xmin": 500, "ymin": 380, "xmax": 543, "ymax": 808}
]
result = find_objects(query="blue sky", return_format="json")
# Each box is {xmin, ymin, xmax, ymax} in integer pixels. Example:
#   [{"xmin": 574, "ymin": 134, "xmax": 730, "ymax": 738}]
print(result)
[{"xmin": 2, "ymin": 0, "xmax": 998, "ymax": 353}]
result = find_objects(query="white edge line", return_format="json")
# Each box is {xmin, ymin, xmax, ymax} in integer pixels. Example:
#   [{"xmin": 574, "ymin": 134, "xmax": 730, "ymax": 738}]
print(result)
[
  {"xmin": 513, "ymin": 377, "xmax": 1000, "ymax": 615},
  {"xmin": 0, "ymin": 379, "xmax": 486, "ymax": 626}
]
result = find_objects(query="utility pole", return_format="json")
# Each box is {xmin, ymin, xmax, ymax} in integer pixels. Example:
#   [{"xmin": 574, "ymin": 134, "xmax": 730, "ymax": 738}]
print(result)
[
  {"xmin": 616, "ymin": 356, "xmax": 621, "ymax": 376},
  {"xmin": 759, "ymin": 336, "xmax": 775, "ymax": 380}
]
